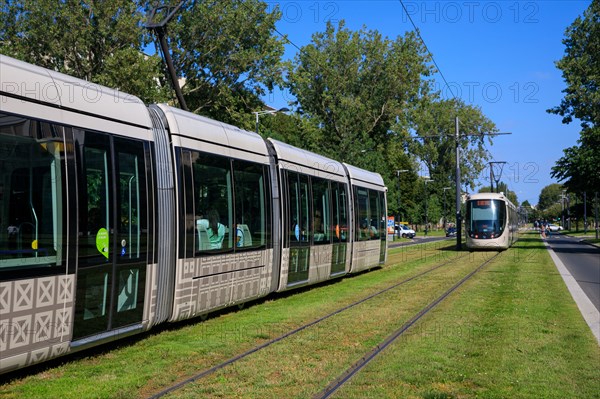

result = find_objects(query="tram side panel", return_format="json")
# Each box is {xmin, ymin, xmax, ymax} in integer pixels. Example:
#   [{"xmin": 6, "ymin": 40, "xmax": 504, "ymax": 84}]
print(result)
[
  {"xmin": 156, "ymin": 106, "xmax": 276, "ymax": 322},
  {"xmin": 268, "ymin": 139, "xmax": 352, "ymax": 291},
  {"xmin": 0, "ymin": 104, "xmax": 76, "ymax": 372},
  {"xmin": 343, "ymin": 163, "xmax": 387, "ymax": 273},
  {"xmin": 0, "ymin": 54, "xmax": 160, "ymax": 372},
  {"xmin": 349, "ymin": 186, "xmax": 387, "ymax": 272}
]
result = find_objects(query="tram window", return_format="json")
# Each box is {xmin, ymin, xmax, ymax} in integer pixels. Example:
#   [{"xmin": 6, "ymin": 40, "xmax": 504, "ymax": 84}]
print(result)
[
  {"xmin": 0, "ymin": 113, "xmax": 66, "ymax": 273},
  {"xmin": 332, "ymin": 182, "xmax": 348, "ymax": 243},
  {"xmin": 368, "ymin": 189, "xmax": 381, "ymax": 240},
  {"xmin": 79, "ymin": 146, "xmax": 111, "ymax": 266},
  {"xmin": 117, "ymin": 268, "xmax": 139, "ymax": 312},
  {"xmin": 312, "ymin": 177, "xmax": 330, "ymax": 244},
  {"xmin": 288, "ymin": 171, "xmax": 310, "ymax": 245},
  {"xmin": 191, "ymin": 152, "xmax": 233, "ymax": 252},
  {"xmin": 379, "ymin": 191, "xmax": 387, "ymax": 238},
  {"xmin": 354, "ymin": 187, "xmax": 368, "ymax": 241},
  {"xmin": 233, "ymin": 160, "xmax": 270, "ymax": 249},
  {"xmin": 115, "ymin": 138, "xmax": 148, "ymax": 260},
  {"xmin": 378, "ymin": 190, "xmax": 387, "ymax": 262},
  {"xmin": 354, "ymin": 186, "xmax": 382, "ymax": 241}
]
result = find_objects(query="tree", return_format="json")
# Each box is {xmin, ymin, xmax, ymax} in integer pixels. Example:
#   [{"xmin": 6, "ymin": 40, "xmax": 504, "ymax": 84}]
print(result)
[
  {"xmin": 166, "ymin": 0, "xmax": 287, "ymax": 128},
  {"xmin": 408, "ymin": 98, "xmax": 497, "ymax": 193},
  {"xmin": 551, "ymin": 127, "xmax": 600, "ymax": 192},
  {"xmin": 548, "ymin": 1, "xmax": 600, "ymax": 193},
  {"xmin": 287, "ymin": 21, "xmax": 437, "ymax": 220},
  {"xmin": 287, "ymin": 20, "xmax": 433, "ymax": 171},
  {"xmin": 547, "ymin": 0, "xmax": 600, "ymax": 128},
  {"xmin": 537, "ymin": 183, "xmax": 564, "ymax": 211},
  {"xmin": 258, "ymin": 113, "xmax": 322, "ymax": 152},
  {"xmin": 0, "ymin": 0, "xmax": 170, "ymax": 104}
]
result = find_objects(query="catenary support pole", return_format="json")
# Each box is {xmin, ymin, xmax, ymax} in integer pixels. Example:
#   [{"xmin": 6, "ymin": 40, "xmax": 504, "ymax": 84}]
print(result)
[{"xmin": 455, "ymin": 116, "xmax": 462, "ymax": 250}]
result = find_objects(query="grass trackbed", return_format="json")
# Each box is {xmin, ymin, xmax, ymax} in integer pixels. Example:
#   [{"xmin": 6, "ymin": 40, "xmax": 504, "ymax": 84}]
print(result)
[{"xmin": 1, "ymin": 234, "xmax": 598, "ymax": 398}]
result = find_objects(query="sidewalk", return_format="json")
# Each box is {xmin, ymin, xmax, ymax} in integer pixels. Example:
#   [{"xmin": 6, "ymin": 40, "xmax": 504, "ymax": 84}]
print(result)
[
  {"xmin": 564, "ymin": 232, "xmax": 600, "ymax": 248},
  {"xmin": 543, "ymin": 237, "xmax": 600, "ymax": 345}
]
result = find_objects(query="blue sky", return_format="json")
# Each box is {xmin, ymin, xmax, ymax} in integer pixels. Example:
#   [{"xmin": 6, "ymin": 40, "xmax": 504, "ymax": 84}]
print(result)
[{"xmin": 261, "ymin": 0, "xmax": 591, "ymax": 205}]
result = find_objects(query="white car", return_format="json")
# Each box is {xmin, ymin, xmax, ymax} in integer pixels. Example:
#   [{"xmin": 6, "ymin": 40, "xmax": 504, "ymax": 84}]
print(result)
[
  {"xmin": 396, "ymin": 224, "xmax": 416, "ymax": 238},
  {"xmin": 547, "ymin": 224, "xmax": 563, "ymax": 232}
]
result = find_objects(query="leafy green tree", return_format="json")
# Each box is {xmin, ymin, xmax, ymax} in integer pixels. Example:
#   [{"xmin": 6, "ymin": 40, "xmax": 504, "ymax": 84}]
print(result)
[
  {"xmin": 551, "ymin": 127, "xmax": 600, "ymax": 192},
  {"xmin": 287, "ymin": 21, "xmax": 437, "ymax": 220},
  {"xmin": 287, "ymin": 20, "xmax": 433, "ymax": 171},
  {"xmin": 408, "ymin": 98, "xmax": 497, "ymax": 194},
  {"xmin": 548, "ymin": 0, "xmax": 600, "ymax": 128},
  {"xmin": 548, "ymin": 1, "xmax": 600, "ymax": 192},
  {"xmin": 541, "ymin": 202, "xmax": 563, "ymax": 222},
  {"xmin": 258, "ymin": 113, "xmax": 322, "ymax": 152},
  {"xmin": 538, "ymin": 183, "xmax": 564, "ymax": 211},
  {"xmin": 520, "ymin": 200, "xmax": 537, "ymax": 223},
  {"xmin": 166, "ymin": 0, "xmax": 287, "ymax": 128},
  {"xmin": 0, "ymin": 0, "xmax": 170, "ymax": 104}
]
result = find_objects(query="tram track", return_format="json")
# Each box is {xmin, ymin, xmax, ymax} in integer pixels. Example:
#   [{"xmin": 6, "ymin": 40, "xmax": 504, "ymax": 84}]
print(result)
[
  {"xmin": 146, "ymin": 250, "xmax": 471, "ymax": 399},
  {"xmin": 312, "ymin": 251, "xmax": 502, "ymax": 399}
]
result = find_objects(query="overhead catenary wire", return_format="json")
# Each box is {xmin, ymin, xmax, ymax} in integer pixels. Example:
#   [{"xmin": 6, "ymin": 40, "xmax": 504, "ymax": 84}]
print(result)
[{"xmin": 398, "ymin": 0, "xmax": 459, "ymax": 102}]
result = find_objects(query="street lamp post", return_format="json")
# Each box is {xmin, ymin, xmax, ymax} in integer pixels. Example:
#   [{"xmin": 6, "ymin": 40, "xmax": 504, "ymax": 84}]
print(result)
[
  {"xmin": 424, "ymin": 178, "xmax": 434, "ymax": 236},
  {"xmin": 562, "ymin": 190, "xmax": 566, "ymax": 229},
  {"xmin": 396, "ymin": 169, "xmax": 409, "ymax": 238},
  {"xmin": 443, "ymin": 187, "xmax": 451, "ymax": 230},
  {"xmin": 584, "ymin": 191, "xmax": 587, "ymax": 234},
  {"xmin": 566, "ymin": 193, "xmax": 571, "ymax": 230},
  {"xmin": 595, "ymin": 192, "xmax": 599, "ymax": 240},
  {"xmin": 253, "ymin": 107, "xmax": 290, "ymax": 134}
]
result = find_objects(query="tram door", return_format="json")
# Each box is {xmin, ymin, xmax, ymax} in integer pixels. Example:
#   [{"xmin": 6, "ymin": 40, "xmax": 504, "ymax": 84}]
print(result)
[{"xmin": 73, "ymin": 132, "xmax": 148, "ymax": 340}]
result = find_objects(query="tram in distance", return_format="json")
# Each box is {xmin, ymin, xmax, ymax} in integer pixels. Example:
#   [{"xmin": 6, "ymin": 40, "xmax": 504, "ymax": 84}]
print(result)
[
  {"xmin": 0, "ymin": 54, "xmax": 388, "ymax": 374},
  {"xmin": 465, "ymin": 192, "xmax": 518, "ymax": 250}
]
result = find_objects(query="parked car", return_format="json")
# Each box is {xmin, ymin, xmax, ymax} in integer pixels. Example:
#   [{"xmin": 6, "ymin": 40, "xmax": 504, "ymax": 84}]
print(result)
[
  {"xmin": 396, "ymin": 224, "xmax": 416, "ymax": 238},
  {"xmin": 547, "ymin": 224, "xmax": 563, "ymax": 232},
  {"xmin": 446, "ymin": 227, "xmax": 457, "ymax": 237}
]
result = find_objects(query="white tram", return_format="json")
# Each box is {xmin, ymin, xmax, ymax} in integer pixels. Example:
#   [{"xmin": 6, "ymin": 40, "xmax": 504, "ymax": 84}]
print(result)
[
  {"xmin": 465, "ymin": 192, "xmax": 518, "ymax": 250},
  {"xmin": 0, "ymin": 54, "xmax": 387, "ymax": 373}
]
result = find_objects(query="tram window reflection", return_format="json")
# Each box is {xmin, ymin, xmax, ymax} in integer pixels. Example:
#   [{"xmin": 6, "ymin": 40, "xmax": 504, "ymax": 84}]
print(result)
[{"xmin": 0, "ymin": 113, "xmax": 65, "ymax": 273}]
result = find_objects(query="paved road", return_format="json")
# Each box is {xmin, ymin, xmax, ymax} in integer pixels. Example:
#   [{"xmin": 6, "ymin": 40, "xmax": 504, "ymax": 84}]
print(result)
[{"xmin": 545, "ymin": 232, "xmax": 600, "ymax": 312}]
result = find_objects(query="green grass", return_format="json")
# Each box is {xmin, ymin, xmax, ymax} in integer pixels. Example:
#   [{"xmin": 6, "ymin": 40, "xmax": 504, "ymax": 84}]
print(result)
[
  {"xmin": 0, "ymin": 241, "xmax": 457, "ymax": 399},
  {"xmin": 333, "ymin": 233, "xmax": 600, "ymax": 398},
  {"xmin": 1, "ymin": 235, "xmax": 598, "ymax": 398}
]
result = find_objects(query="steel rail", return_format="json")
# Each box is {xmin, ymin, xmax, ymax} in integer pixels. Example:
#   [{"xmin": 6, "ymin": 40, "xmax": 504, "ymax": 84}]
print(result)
[
  {"xmin": 311, "ymin": 251, "xmax": 502, "ymax": 399},
  {"xmin": 146, "ymin": 252, "xmax": 470, "ymax": 399}
]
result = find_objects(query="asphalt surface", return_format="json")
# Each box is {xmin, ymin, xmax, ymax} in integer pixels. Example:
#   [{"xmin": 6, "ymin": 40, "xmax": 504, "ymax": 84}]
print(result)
[{"xmin": 545, "ymin": 232, "xmax": 600, "ymax": 312}]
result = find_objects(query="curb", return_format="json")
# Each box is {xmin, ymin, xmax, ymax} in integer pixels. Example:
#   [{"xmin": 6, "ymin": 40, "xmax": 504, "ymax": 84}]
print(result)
[{"xmin": 543, "ymin": 239, "xmax": 600, "ymax": 345}]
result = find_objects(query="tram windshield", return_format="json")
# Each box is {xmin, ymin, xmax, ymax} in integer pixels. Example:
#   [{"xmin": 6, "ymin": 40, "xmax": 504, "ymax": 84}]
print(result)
[{"xmin": 466, "ymin": 199, "xmax": 506, "ymax": 239}]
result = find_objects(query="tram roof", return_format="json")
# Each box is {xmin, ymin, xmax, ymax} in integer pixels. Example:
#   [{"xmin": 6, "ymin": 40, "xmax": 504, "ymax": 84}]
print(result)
[
  {"xmin": 467, "ymin": 192, "xmax": 517, "ymax": 208},
  {"xmin": 268, "ymin": 138, "xmax": 346, "ymax": 180},
  {"xmin": 467, "ymin": 192, "xmax": 509, "ymax": 201},
  {"xmin": 343, "ymin": 163, "xmax": 386, "ymax": 191},
  {"xmin": 0, "ymin": 54, "xmax": 152, "ymax": 129},
  {"xmin": 157, "ymin": 104, "xmax": 270, "ymax": 160}
]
